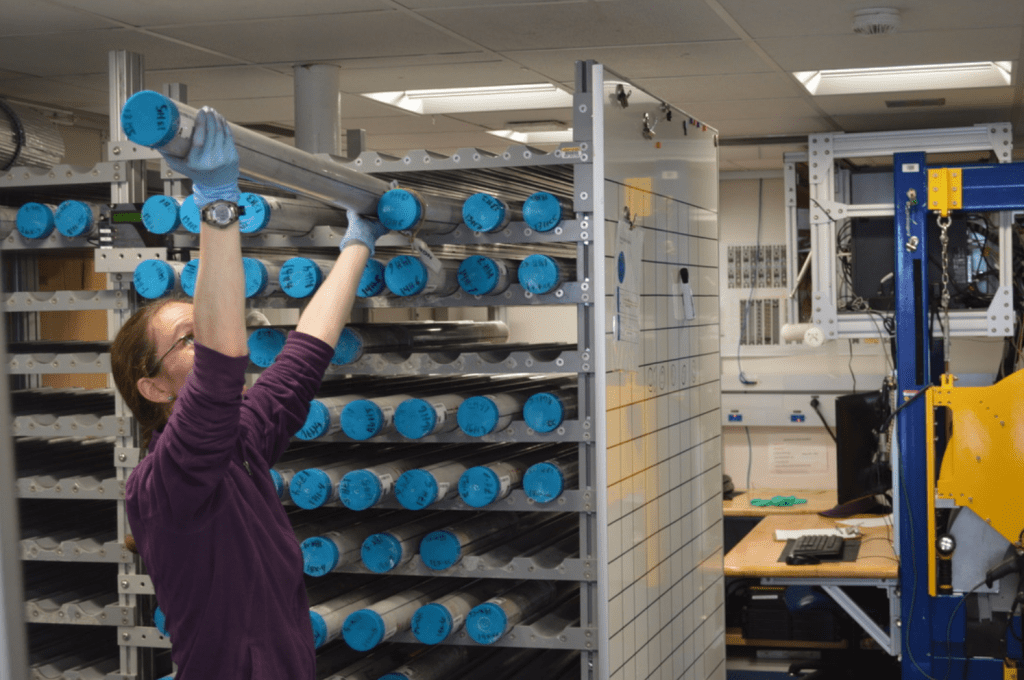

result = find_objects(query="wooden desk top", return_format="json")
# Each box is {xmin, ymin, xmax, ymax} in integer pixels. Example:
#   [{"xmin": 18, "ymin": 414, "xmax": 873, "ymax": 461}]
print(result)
[
  {"xmin": 723, "ymin": 514, "xmax": 898, "ymax": 580},
  {"xmin": 724, "ymin": 489, "xmax": 838, "ymax": 517}
]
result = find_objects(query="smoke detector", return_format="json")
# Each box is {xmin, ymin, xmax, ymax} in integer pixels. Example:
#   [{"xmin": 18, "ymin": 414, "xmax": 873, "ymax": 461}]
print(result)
[{"xmin": 853, "ymin": 8, "xmax": 901, "ymax": 35}]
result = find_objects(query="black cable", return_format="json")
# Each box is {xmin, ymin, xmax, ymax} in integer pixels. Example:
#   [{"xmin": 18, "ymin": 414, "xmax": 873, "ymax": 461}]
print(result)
[
  {"xmin": 809, "ymin": 397, "xmax": 837, "ymax": 444},
  {"xmin": 944, "ymin": 580, "xmax": 985, "ymax": 680}
]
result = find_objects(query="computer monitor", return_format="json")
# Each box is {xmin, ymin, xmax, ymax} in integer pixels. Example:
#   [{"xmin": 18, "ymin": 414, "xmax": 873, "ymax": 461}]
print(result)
[{"xmin": 827, "ymin": 390, "xmax": 892, "ymax": 516}]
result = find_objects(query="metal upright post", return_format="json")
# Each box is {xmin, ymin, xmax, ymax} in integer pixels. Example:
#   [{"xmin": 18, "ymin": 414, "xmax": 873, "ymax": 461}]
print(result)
[{"xmin": 892, "ymin": 152, "xmax": 937, "ymax": 679}]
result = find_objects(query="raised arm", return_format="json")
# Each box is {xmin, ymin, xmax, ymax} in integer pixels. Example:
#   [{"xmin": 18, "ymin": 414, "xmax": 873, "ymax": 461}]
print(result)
[
  {"xmin": 294, "ymin": 211, "xmax": 387, "ymax": 347},
  {"xmin": 160, "ymin": 108, "xmax": 247, "ymax": 357}
]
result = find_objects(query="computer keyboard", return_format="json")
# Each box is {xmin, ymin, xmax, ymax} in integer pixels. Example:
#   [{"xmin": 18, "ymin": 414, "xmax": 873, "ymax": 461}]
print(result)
[{"xmin": 791, "ymin": 534, "xmax": 845, "ymax": 559}]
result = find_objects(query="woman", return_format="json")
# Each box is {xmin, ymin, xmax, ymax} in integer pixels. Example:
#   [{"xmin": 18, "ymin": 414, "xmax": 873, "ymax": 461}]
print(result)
[{"xmin": 111, "ymin": 107, "xmax": 386, "ymax": 680}]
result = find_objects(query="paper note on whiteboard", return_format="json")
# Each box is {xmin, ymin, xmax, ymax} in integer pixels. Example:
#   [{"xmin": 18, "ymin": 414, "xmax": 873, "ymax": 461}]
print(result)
[
  {"xmin": 768, "ymin": 435, "xmax": 827, "ymax": 475},
  {"xmin": 614, "ymin": 211, "xmax": 643, "ymax": 345}
]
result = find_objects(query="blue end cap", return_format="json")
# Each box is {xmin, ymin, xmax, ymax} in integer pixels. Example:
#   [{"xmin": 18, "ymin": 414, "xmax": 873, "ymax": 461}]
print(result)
[
  {"xmin": 332, "ymin": 327, "xmax": 363, "ymax": 366},
  {"xmin": 54, "ymin": 200, "xmax": 93, "ymax": 237},
  {"xmin": 361, "ymin": 532, "xmax": 403, "ymax": 573},
  {"xmin": 523, "ymin": 462, "xmax": 565, "ymax": 504},
  {"xmin": 133, "ymin": 260, "xmax": 177, "ymax": 300},
  {"xmin": 238, "ymin": 193, "xmax": 271, "ymax": 234},
  {"xmin": 458, "ymin": 466, "xmax": 502, "ymax": 508},
  {"xmin": 518, "ymin": 254, "xmax": 561, "ymax": 294},
  {"xmin": 412, "ymin": 603, "xmax": 455, "ymax": 644},
  {"xmin": 384, "ymin": 255, "xmax": 428, "ymax": 297},
  {"xmin": 279, "ymin": 257, "xmax": 323, "ymax": 298},
  {"xmin": 180, "ymin": 259, "xmax": 199, "ymax": 297},
  {"xmin": 242, "ymin": 257, "xmax": 269, "ymax": 298},
  {"xmin": 394, "ymin": 398, "xmax": 437, "ymax": 440},
  {"xmin": 153, "ymin": 606, "xmax": 169, "ymax": 637},
  {"xmin": 380, "ymin": 675, "xmax": 410, "ymax": 680},
  {"xmin": 522, "ymin": 191, "xmax": 563, "ymax": 232},
  {"xmin": 269, "ymin": 469, "xmax": 285, "ymax": 499},
  {"xmin": 394, "ymin": 469, "xmax": 439, "ymax": 510},
  {"xmin": 16, "ymin": 203, "xmax": 55, "ymax": 239},
  {"xmin": 120, "ymin": 90, "xmax": 180, "ymax": 148},
  {"xmin": 339, "ymin": 469, "xmax": 383, "ymax": 511},
  {"xmin": 141, "ymin": 195, "xmax": 182, "ymax": 234},
  {"xmin": 523, "ymin": 392, "xmax": 566, "ymax": 433},
  {"xmin": 462, "ymin": 193, "xmax": 506, "ymax": 233},
  {"xmin": 457, "ymin": 255, "xmax": 501, "ymax": 295},
  {"xmin": 295, "ymin": 400, "xmax": 331, "ymax": 441},
  {"xmin": 341, "ymin": 399, "xmax": 385, "ymax": 440},
  {"xmin": 358, "ymin": 259, "xmax": 386, "ymax": 298},
  {"xmin": 457, "ymin": 396, "xmax": 500, "ymax": 437},
  {"xmin": 419, "ymin": 529, "xmax": 462, "ymax": 571},
  {"xmin": 180, "ymin": 195, "xmax": 201, "ymax": 233},
  {"xmin": 289, "ymin": 468, "xmax": 333, "ymax": 509},
  {"xmin": 309, "ymin": 610, "xmax": 328, "ymax": 649},
  {"xmin": 466, "ymin": 602, "xmax": 509, "ymax": 645},
  {"xmin": 342, "ymin": 609, "xmax": 387, "ymax": 651},
  {"xmin": 301, "ymin": 536, "xmax": 340, "ymax": 577},
  {"xmin": 377, "ymin": 188, "xmax": 422, "ymax": 231},
  {"xmin": 248, "ymin": 327, "xmax": 287, "ymax": 368}
]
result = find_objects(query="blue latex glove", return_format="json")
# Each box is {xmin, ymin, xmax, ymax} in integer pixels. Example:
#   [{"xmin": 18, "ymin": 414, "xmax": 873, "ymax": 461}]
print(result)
[
  {"xmin": 340, "ymin": 210, "xmax": 388, "ymax": 255},
  {"xmin": 159, "ymin": 107, "xmax": 240, "ymax": 208}
]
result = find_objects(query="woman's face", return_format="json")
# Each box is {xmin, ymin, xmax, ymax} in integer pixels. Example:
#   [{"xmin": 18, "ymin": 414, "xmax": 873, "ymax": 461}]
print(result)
[{"xmin": 146, "ymin": 302, "xmax": 196, "ymax": 399}]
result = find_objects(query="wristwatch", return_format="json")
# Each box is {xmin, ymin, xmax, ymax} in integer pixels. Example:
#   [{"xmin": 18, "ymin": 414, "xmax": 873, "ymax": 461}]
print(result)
[{"xmin": 200, "ymin": 200, "xmax": 242, "ymax": 229}]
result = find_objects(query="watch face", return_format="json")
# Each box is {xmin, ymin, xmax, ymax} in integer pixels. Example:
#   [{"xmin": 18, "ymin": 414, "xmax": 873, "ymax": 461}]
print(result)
[{"xmin": 203, "ymin": 201, "xmax": 237, "ymax": 226}]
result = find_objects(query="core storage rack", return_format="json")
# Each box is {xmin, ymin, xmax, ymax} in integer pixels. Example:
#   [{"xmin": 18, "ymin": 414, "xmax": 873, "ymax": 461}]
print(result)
[{"xmin": 1, "ymin": 55, "xmax": 723, "ymax": 680}]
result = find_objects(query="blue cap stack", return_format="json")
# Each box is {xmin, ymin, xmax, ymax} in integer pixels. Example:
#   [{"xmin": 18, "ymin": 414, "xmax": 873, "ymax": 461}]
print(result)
[
  {"xmin": 377, "ymin": 188, "xmax": 422, "ymax": 231},
  {"xmin": 394, "ymin": 469, "xmax": 438, "ymax": 510},
  {"xmin": 522, "ymin": 191, "xmax": 563, "ymax": 232},
  {"xmin": 462, "ymin": 193, "xmax": 507, "ymax": 233},
  {"xmin": 361, "ymin": 532, "xmax": 404, "ymax": 573},
  {"xmin": 238, "ymin": 193, "xmax": 271, "ymax": 234},
  {"xmin": 358, "ymin": 259, "xmax": 387, "ymax": 297},
  {"xmin": 180, "ymin": 259, "xmax": 199, "ymax": 296},
  {"xmin": 522, "ymin": 392, "xmax": 566, "ymax": 433},
  {"xmin": 419, "ymin": 529, "xmax": 462, "ymax": 571},
  {"xmin": 394, "ymin": 398, "xmax": 437, "ymax": 440},
  {"xmin": 15, "ymin": 203, "xmax": 55, "ymax": 239},
  {"xmin": 523, "ymin": 462, "xmax": 565, "ymax": 503},
  {"xmin": 120, "ymin": 90, "xmax": 180, "ymax": 148},
  {"xmin": 247, "ymin": 327, "xmax": 286, "ymax": 368},
  {"xmin": 456, "ymin": 396, "xmax": 500, "ymax": 437},
  {"xmin": 339, "ymin": 470, "xmax": 383, "ymax": 511},
  {"xmin": 518, "ymin": 254, "xmax": 561, "ymax": 294},
  {"xmin": 295, "ymin": 400, "xmax": 331, "ymax": 440},
  {"xmin": 465, "ymin": 602, "xmax": 508, "ymax": 645},
  {"xmin": 342, "ymin": 609, "xmax": 388, "ymax": 651},
  {"xmin": 133, "ymin": 260, "xmax": 177, "ymax": 300},
  {"xmin": 340, "ymin": 400, "xmax": 386, "ymax": 440},
  {"xmin": 141, "ymin": 195, "xmax": 182, "ymax": 234},
  {"xmin": 54, "ymin": 200, "xmax": 94, "ymax": 237},
  {"xmin": 289, "ymin": 468, "xmax": 334, "ymax": 509},
  {"xmin": 384, "ymin": 255, "xmax": 429, "ymax": 297},
  {"xmin": 458, "ymin": 466, "xmax": 502, "ymax": 508},
  {"xmin": 279, "ymin": 257, "xmax": 323, "ymax": 298},
  {"xmin": 242, "ymin": 257, "xmax": 270, "ymax": 298},
  {"xmin": 301, "ymin": 536, "xmax": 340, "ymax": 577},
  {"xmin": 411, "ymin": 602, "xmax": 455, "ymax": 644}
]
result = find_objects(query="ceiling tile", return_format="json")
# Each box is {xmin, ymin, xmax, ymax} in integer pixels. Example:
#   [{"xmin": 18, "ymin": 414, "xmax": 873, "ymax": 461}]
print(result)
[
  {"xmin": 151, "ymin": 12, "xmax": 481, "ymax": 64},
  {"xmin": 55, "ymin": 0, "xmax": 388, "ymax": 26},
  {"xmin": 418, "ymin": 0, "xmax": 737, "ymax": 51}
]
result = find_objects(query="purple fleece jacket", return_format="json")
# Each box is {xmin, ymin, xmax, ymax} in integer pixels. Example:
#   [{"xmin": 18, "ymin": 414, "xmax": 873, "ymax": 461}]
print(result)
[{"xmin": 126, "ymin": 332, "xmax": 334, "ymax": 680}]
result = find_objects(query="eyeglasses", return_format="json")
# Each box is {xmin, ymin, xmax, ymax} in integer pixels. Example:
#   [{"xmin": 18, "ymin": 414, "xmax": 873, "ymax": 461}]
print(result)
[{"xmin": 148, "ymin": 333, "xmax": 194, "ymax": 376}]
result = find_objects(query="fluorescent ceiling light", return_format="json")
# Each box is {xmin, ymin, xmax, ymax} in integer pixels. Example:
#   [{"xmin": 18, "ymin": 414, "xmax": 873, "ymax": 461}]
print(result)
[
  {"xmin": 795, "ymin": 61, "xmax": 1012, "ymax": 96},
  {"xmin": 362, "ymin": 83, "xmax": 573, "ymax": 114},
  {"xmin": 487, "ymin": 129, "xmax": 575, "ymax": 144}
]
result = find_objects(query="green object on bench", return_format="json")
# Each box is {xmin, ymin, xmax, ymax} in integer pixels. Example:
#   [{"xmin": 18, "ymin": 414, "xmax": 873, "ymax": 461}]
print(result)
[{"xmin": 750, "ymin": 495, "xmax": 808, "ymax": 507}]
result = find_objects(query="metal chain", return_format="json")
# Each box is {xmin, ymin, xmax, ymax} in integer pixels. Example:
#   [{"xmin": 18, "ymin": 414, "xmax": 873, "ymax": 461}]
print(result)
[{"xmin": 938, "ymin": 215, "xmax": 952, "ymax": 370}]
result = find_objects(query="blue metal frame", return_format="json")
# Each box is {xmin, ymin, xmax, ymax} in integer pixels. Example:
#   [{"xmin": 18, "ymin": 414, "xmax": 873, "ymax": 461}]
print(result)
[{"xmin": 893, "ymin": 153, "xmax": 1010, "ymax": 679}]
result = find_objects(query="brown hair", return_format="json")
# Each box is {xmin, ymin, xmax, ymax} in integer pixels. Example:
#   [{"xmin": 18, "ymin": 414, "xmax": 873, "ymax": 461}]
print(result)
[{"xmin": 110, "ymin": 296, "xmax": 191, "ymax": 449}]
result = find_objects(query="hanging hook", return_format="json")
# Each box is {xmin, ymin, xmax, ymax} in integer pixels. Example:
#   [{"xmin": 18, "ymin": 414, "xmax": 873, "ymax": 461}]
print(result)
[
  {"xmin": 642, "ymin": 112, "xmax": 657, "ymax": 140},
  {"xmin": 615, "ymin": 84, "xmax": 631, "ymax": 108}
]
